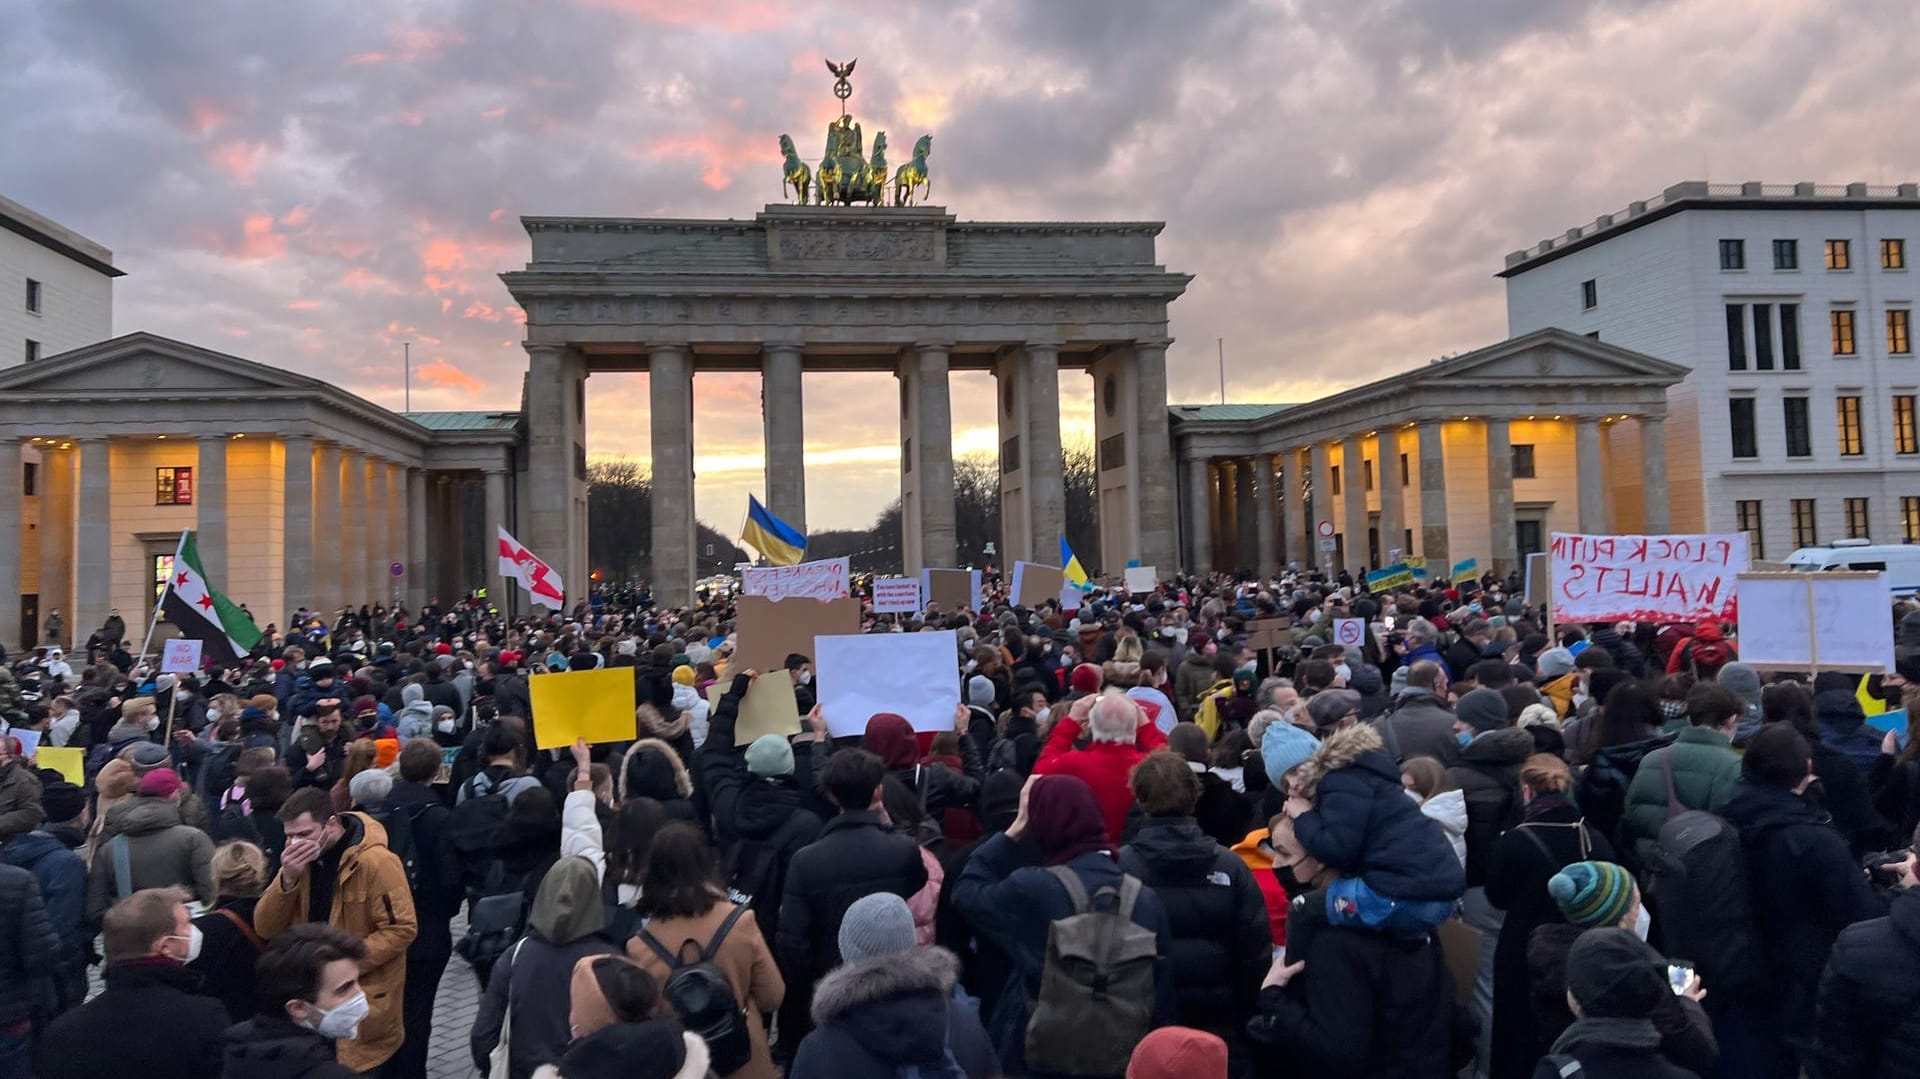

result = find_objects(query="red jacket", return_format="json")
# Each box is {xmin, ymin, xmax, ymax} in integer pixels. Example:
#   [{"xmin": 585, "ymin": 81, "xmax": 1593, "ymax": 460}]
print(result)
[{"xmin": 1031, "ymin": 711, "xmax": 1168, "ymax": 843}]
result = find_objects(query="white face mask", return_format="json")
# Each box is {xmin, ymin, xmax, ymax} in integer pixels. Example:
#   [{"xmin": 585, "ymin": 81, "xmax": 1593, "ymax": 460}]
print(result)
[
  {"xmin": 1034, "ymin": 706, "xmax": 1050, "ymax": 726},
  {"xmin": 205, "ymin": 708, "xmax": 220, "ymax": 725},
  {"xmin": 798, "ymin": 670, "xmax": 813, "ymax": 686},
  {"xmin": 1632, "ymin": 903, "xmax": 1651, "ymax": 942},
  {"xmin": 307, "ymin": 991, "xmax": 370, "ymax": 1040},
  {"xmin": 435, "ymin": 717, "xmax": 457, "ymax": 735},
  {"xmin": 147, "ymin": 716, "xmax": 161, "ymax": 732},
  {"xmin": 170, "ymin": 925, "xmax": 204, "ymax": 964},
  {"xmin": 1334, "ymin": 664, "xmax": 1352, "ymax": 683}
]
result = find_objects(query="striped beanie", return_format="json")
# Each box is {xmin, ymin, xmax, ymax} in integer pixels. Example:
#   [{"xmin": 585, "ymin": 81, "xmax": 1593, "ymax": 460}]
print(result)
[{"xmin": 1548, "ymin": 860, "xmax": 1636, "ymax": 928}]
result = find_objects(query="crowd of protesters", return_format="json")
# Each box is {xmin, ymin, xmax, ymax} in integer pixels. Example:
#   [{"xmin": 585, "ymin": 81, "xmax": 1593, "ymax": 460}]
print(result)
[{"xmin": 0, "ymin": 566, "xmax": 1916, "ymax": 1079}]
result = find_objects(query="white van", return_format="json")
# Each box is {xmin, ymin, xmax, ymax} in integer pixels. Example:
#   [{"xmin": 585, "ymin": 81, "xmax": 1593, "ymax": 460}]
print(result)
[{"xmin": 1782, "ymin": 539, "xmax": 1920, "ymax": 597}]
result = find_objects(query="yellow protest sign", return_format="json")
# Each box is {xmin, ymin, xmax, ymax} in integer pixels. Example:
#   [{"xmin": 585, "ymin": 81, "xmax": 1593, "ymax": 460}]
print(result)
[
  {"xmin": 529, "ymin": 667, "xmax": 638, "ymax": 749},
  {"xmin": 37, "ymin": 746, "xmax": 85, "ymax": 786}
]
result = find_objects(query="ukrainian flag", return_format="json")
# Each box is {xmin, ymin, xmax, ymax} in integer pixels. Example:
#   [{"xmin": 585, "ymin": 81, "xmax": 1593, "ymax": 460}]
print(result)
[
  {"xmin": 743, "ymin": 494, "xmax": 808, "ymax": 566},
  {"xmin": 1060, "ymin": 537, "xmax": 1091, "ymax": 590}
]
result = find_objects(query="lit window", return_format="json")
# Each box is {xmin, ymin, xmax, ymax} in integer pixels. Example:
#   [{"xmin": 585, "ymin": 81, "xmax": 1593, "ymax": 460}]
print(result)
[
  {"xmin": 1791, "ymin": 499, "xmax": 1817, "ymax": 547},
  {"xmin": 154, "ymin": 554, "xmax": 175, "ymax": 602},
  {"xmin": 1883, "ymin": 238, "xmax": 1907, "ymax": 270},
  {"xmin": 1773, "ymin": 239, "xmax": 1798, "ymax": 270},
  {"xmin": 1826, "ymin": 239, "xmax": 1852, "ymax": 270},
  {"xmin": 1837, "ymin": 396, "xmax": 1864, "ymax": 456},
  {"xmin": 1890, "ymin": 309, "xmax": 1912, "ymax": 355},
  {"xmin": 1719, "ymin": 239, "xmax": 1746, "ymax": 270},
  {"xmin": 1903, "ymin": 496, "xmax": 1920, "ymax": 543},
  {"xmin": 1844, "ymin": 497, "xmax": 1870, "ymax": 539},
  {"xmin": 1736, "ymin": 499, "xmax": 1764, "ymax": 555},
  {"xmin": 155, "ymin": 466, "xmax": 195, "ymax": 506},
  {"xmin": 1832, "ymin": 309, "xmax": 1857, "ymax": 355},
  {"xmin": 1895, "ymin": 395, "xmax": 1918, "ymax": 455}
]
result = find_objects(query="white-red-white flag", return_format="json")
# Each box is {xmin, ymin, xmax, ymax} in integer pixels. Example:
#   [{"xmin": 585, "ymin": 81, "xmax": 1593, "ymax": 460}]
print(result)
[{"xmin": 496, "ymin": 526, "xmax": 565, "ymax": 610}]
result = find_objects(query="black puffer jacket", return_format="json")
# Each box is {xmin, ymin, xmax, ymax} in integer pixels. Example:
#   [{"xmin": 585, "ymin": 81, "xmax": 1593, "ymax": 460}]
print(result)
[
  {"xmin": 1445, "ymin": 727, "xmax": 1533, "ymax": 886},
  {"xmin": 1817, "ymin": 886, "xmax": 1920, "ymax": 1079},
  {"xmin": 38, "ymin": 959, "xmax": 231, "ymax": 1079},
  {"xmin": 0, "ymin": 863, "xmax": 55, "ymax": 1026},
  {"xmin": 700, "ymin": 677, "xmax": 826, "ymax": 946},
  {"xmin": 222, "ymin": 1016, "xmax": 358, "ymax": 1079},
  {"xmin": 1118, "ymin": 816, "xmax": 1272, "ymax": 1054},
  {"xmin": 788, "ymin": 947, "xmax": 999, "ymax": 1079}
]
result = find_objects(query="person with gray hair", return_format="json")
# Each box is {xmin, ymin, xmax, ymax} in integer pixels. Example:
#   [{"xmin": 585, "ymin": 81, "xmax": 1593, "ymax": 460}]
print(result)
[
  {"xmin": 347, "ymin": 769, "xmax": 392, "ymax": 813},
  {"xmin": 1088, "ymin": 690, "xmax": 1143, "ymax": 744},
  {"xmin": 1033, "ymin": 689, "xmax": 1171, "ymax": 842}
]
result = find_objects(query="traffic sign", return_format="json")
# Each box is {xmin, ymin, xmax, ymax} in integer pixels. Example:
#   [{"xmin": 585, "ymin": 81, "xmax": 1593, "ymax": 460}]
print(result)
[
  {"xmin": 1318, "ymin": 537, "xmax": 1338, "ymax": 552},
  {"xmin": 1317, "ymin": 519, "xmax": 1335, "ymax": 538},
  {"xmin": 389, "ymin": 561, "xmax": 405, "ymax": 578}
]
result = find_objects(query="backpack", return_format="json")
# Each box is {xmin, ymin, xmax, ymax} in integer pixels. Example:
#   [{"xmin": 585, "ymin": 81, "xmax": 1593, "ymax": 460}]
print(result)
[
  {"xmin": 1024, "ymin": 866, "xmax": 1159, "ymax": 1077},
  {"xmin": 1647, "ymin": 755, "xmax": 1767, "ymax": 998},
  {"xmin": 446, "ymin": 790, "xmax": 514, "ymax": 898},
  {"xmin": 1683, "ymin": 639, "xmax": 1734, "ymax": 677},
  {"xmin": 637, "ymin": 906, "xmax": 754, "ymax": 1076},
  {"xmin": 374, "ymin": 802, "xmax": 432, "ymax": 900}
]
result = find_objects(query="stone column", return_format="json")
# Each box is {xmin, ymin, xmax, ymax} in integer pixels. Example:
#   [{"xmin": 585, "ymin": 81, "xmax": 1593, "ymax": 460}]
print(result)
[
  {"xmin": 367, "ymin": 459, "xmax": 390, "ymax": 603},
  {"xmin": 1310, "ymin": 442, "xmax": 1335, "ymax": 576},
  {"xmin": 433, "ymin": 475, "xmax": 456, "ymax": 602},
  {"xmin": 761, "ymin": 344, "xmax": 807, "ymax": 533},
  {"xmin": 1485, "ymin": 418, "xmax": 1517, "ymax": 576},
  {"xmin": 1184, "ymin": 456, "xmax": 1212, "ymax": 574},
  {"xmin": 1288, "ymin": 449, "xmax": 1311, "ymax": 571},
  {"xmin": 1131, "ymin": 339, "xmax": 1180, "ymax": 572},
  {"xmin": 38, "ymin": 446, "xmax": 75, "ymax": 646},
  {"xmin": 485, "ymin": 467, "xmax": 510, "ymax": 612},
  {"xmin": 1218, "ymin": 459, "xmax": 1240, "ymax": 571},
  {"xmin": 1639, "ymin": 414, "xmax": 1671, "ymax": 532},
  {"xmin": 385, "ymin": 462, "xmax": 405, "ymax": 603},
  {"xmin": 1023, "ymin": 341, "xmax": 1066, "ymax": 563},
  {"xmin": 1416, "ymin": 422, "xmax": 1450, "ymax": 571},
  {"xmin": 899, "ymin": 342, "xmax": 956, "ymax": 570},
  {"xmin": 525, "ymin": 344, "xmax": 587, "ymax": 608},
  {"xmin": 313, "ymin": 442, "xmax": 341, "ymax": 617},
  {"xmin": 650, "ymin": 345, "xmax": 696, "ymax": 608},
  {"xmin": 1341, "ymin": 434, "xmax": 1368, "ymax": 573},
  {"xmin": 1234, "ymin": 458, "xmax": 1257, "ymax": 573},
  {"xmin": 1378, "ymin": 430, "xmax": 1405, "ymax": 562},
  {"xmin": 1574, "ymin": 419, "xmax": 1607, "ymax": 533},
  {"xmin": 75, "ymin": 438, "xmax": 111, "ymax": 645},
  {"xmin": 283, "ymin": 436, "xmax": 314, "ymax": 616},
  {"xmin": 195, "ymin": 436, "xmax": 228, "ymax": 588},
  {"xmin": 0, "ymin": 440, "xmax": 20, "ymax": 649},
  {"xmin": 406, "ymin": 468, "xmax": 428, "ymax": 611},
  {"xmin": 1252, "ymin": 453, "xmax": 1279, "ymax": 577},
  {"xmin": 340, "ymin": 450, "xmax": 368, "ymax": 608}
]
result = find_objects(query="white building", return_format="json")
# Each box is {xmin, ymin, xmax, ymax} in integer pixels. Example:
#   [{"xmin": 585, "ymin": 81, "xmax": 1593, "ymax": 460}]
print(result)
[
  {"xmin": 1, "ymin": 192, "xmax": 118, "ymax": 368},
  {"xmin": 1503, "ymin": 180, "xmax": 1920, "ymax": 557}
]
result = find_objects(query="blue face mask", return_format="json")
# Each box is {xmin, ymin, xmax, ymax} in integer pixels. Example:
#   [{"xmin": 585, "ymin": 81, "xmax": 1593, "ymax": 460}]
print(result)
[{"xmin": 1456, "ymin": 730, "xmax": 1474, "ymax": 747}]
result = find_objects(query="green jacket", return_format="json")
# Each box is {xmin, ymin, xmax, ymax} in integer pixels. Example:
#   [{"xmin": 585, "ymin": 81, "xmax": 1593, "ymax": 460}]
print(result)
[{"xmin": 1621, "ymin": 725, "xmax": 1742, "ymax": 866}]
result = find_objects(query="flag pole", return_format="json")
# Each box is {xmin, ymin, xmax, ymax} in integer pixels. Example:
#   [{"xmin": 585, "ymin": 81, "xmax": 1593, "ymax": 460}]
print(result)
[{"xmin": 134, "ymin": 529, "xmax": 189, "ymax": 667}]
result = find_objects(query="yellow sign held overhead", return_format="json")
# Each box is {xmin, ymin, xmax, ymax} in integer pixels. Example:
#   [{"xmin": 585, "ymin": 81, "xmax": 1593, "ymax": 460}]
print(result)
[
  {"xmin": 529, "ymin": 667, "xmax": 637, "ymax": 749},
  {"xmin": 37, "ymin": 747, "xmax": 85, "ymax": 787}
]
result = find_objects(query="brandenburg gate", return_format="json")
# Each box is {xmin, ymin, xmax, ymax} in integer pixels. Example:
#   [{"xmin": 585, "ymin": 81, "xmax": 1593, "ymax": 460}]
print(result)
[{"xmin": 501, "ymin": 65, "xmax": 1191, "ymax": 607}]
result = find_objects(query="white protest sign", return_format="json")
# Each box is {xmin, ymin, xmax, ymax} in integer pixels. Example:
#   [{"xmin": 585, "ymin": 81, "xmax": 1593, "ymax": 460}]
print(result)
[
  {"xmin": 871, "ymin": 576, "xmax": 923, "ymax": 614},
  {"xmin": 161, "ymin": 638, "xmax": 203, "ymax": 673},
  {"xmin": 1548, "ymin": 532, "xmax": 1748, "ymax": 624},
  {"xmin": 1332, "ymin": 618, "xmax": 1365, "ymax": 649},
  {"xmin": 1124, "ymin": 566, "xmax": 1157, "ymax": 594},
  {"xmin": 814, "ymin": 630, "xmax": 961, "ymax": 737},
  {"xmin": 741, "ymin": 556, "xmax": 850, "ymax": 601},
  {"xmin": 1059, "ymin": 584, "xmax": 1083, "ymax": 611},
  {"xmin": 1735, "ymin": 571, "xmax": 1894, "ymax": 672}
]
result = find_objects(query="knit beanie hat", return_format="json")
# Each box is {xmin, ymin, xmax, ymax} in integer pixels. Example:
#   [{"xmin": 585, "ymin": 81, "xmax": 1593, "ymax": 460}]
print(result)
[
  {"xmin": 744, "ymin": 734, "xmax": 795, "ymax": 779},
  {"xmin": 1536, "ymin": 648, "xmax": 1576, "ymax": 678},
  {"xmin": 126, "ymin": 742, "xmax": 171, "ymax": 772},
  {"xmin": 1565, "ymin": 928, "xmax": 1667, "ymax": 1018},
  {"xmin": 671, "ymin": 665, "xmax": 695, "ymax": 686},
  {"xmin": 838, "ymin": 892, "xmax": 916, "ymax": 961},
  {"xmin": 1127, "ymin": 1026, "xmax": 1229, "ymax": 1079},
  {"xmin": 1456, "ymin": 688, "xmax": 1509, "ymax": 733},
  {"xmin": 1260, "ymin": 720, "xmax": 1320, "ymax": 787},
  {"xmin": 40, "ymin": 781, "xmax": 86, "ymax": 824},
  {"xmin": 1070, "ymin": 663, "xmax": 1103, "ymax": 694},
  {"xmin": 1548, "ymin": 860, "xmax": 1636, "ymax": 928},
  {"xmin": 135, "ymin": 768, "xmax": 184, "ymax": 799},
  {"xmin": 967, "ymin": 674, "xmax": 996, "ymax": 708},
  {"xmin": 1715, "ymin": 662, "xmax": 1761, "ymax": 704}
]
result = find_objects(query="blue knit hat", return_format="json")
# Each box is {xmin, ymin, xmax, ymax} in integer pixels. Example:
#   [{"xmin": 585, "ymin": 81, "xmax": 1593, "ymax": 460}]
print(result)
[
  {"xmin": 1261, "ymin": 721, "xmax": 1320, "ymax": 787},
  {"xmin": 1548, "ymin": 860, "xmax": 1636, "ymax": 928}
]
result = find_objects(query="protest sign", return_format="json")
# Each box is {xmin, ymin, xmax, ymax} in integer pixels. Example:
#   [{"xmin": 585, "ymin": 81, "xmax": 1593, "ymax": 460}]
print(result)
[
  {"xmin": 161, "ymin": 638, "xmax": 203, "ymax": 674},
  {"xmin": 1247, "ymin": 617, "xmax": 1293, "ymax": 658},
  {"xmin": 38, "ymin": 746, "xmax": 84, "ymax": 785},
  {"xmin": 1524, "ymin": 552, "xmax": 1550, "ymax": 607},
  {"xmin": 1734, "ymin": 571, "xmax": 1893, "ymax": 673},
  {"xmin": 1333, "ymin": 618, "xmax": 1365, "ymax": 649},
  {"xmin": 1011, "ymin": 561, "xmax": 1064, "ymax": 608},
  {"xmin": 1059, "ymin": 584, "xmax": 1083, "ymax": 611},
  {"xmin": 1450, "ymin": 558, "xmax": 1480, "ymax": 585},
  {"xmin": 741, "ymin": 556, "xmax": 850, "ymax": 601},
  {"xmin": 923, "ymin": 568, "xmax": 982, "ymax": 612},
  {"xmin": 529, "ymin": 667, "xmax": 638, "ymax": 749},
  {"xmin": 709, "ymin": 676, "xmax": 803, "ymax": 748},
  {"xmin": 815, "ymin": 630, "xmax": 961, "ymax": 737},
  {"xmin": 1123, "ymin": 566, "xmax": 1157, "ymax": 595},
  {"xmin": 871, "ymin": 576, "xmax": 923, "ymax": 614},
  {"xmin": 1548, "ymin": 532, "xmax": 1749, "ymax": 624},
  {"xmin": 9, "ymin": 730, "xmax": 38, "ymax": 757},
  {"xmin": 1366, "ymin": 562, "xmax": 1413, "ymax": 589},
  {"xmin": 732, "ymin": 595, "xmax": 861, "ymax": 744}
]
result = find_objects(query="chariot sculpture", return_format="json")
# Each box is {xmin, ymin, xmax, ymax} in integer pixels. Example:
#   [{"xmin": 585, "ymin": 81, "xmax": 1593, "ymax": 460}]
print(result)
[{"xmin": 778, "ymin": 59, "xmax": 932, "ymax": 207}]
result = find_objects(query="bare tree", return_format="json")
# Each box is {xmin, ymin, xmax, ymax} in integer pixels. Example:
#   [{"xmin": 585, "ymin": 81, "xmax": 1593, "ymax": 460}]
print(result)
[{"xmin": 587, "ymin": 458, "xmax": 651, "ymax": 584}]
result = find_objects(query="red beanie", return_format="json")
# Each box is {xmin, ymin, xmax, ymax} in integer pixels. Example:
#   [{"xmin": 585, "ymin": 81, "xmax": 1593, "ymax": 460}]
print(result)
[
  {"xmin": 136, "ymin": 769, "xmax": 185, "ymax": 800},
  {"xmin": 434, "ymin": 642, "xmax": 452, "ymax": 656},
  {"xmin": 1127, "ymin": 1026, "xmax": 1228, "ymax": 1079},
  {"xmin": 1069, "ymin": 663, "xmax": 1103, "ymax": 694}
]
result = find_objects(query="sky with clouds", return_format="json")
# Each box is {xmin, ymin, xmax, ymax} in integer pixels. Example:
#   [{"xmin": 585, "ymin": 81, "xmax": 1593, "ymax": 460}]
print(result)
[{"xmin": 8, "ymin": 0, "xmax": 1920, "ymax": 531}]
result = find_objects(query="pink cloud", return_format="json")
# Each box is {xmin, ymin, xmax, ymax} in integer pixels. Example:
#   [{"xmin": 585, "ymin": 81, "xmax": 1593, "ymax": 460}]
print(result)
[
  {"xmin": 635, "ymin": 133, "xmax": 762, "ymax": 191},
  {"xmin": 348, "ymin": 24, "xmax": 465, "ymax": 66},
  {"xmin": 574, "ymin": 0, "xmax": 788, "ymax": 32},
  {"xmin": 346, "ymin": 51, "xmax": 389, "ymax": 66},
  {"xmin": 421, "ymin": 237, "xmax": 467, "ymax": 272},
  {"xmin": 416, "ymin": 358, "xmax": 483, "ymax": 393},
  {"xmin": 481, "ymin": 106, "xmax": 507, "ymax": 120},
  {"xmin": 488, "ymin": 207, "xmax": 507, "ymax": 222},
  {"xmin": 228, "ymin": 214, "xmax": 286, "ymax": 259},
  {"xmin": 280, "ymin": 204, "xmax": 312, "ymax": 228},
  {"xmin": 338, "ymin": 266, "xmax": 406, "ymax": 295},
  {"xmin": 285, "ymin": 299, "xmax": 322, "ymax": 311},
  {"xmin": 463, "ymin": 301, "xmax": 501, "ymax": 322},
  {"xmin": 217, "ymin": 325, "xmax": 251, "ymax": 338},
  {"xmin": 208, "ymin": 139, "xmax": 272, "ymax": 186},
  {"xmin": 186, "ymin": 99, "xmax": 229, "ymax": 135}
]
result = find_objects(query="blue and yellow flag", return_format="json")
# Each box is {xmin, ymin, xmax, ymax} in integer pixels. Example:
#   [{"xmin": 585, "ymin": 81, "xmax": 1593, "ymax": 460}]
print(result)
[
  {"xmin": 743, "ymin": 494, "xmax": 807, "ymax": 566},
  {"xmin": 1060, "ymin": 537, "xmax": 1091, "ymax": 590}
]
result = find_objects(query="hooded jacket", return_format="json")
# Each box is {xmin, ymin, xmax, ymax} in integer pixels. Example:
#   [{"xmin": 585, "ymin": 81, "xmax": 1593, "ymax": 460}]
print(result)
[
  {"xmin": 1817, "ymin": 689, "xmax": 1885, "ymax": 773},
  {"xmin": 0, "ymin": 759, "xmax": 45, "ymax": 843},
  {"xmin": 1816, "ymin": 886, "xmax": 1920, "ymax": 1079},
  {"xmin": 788, "ymin": 947, "xmax": 998, "ymax": 1079},
  {"xmin": 1419, "ymin": 789, "xmax": 1469, "ymax": 867},
  {"xmin": 221, "ymin": 1016, "xmax": 358, "ymax": 1079},
  {"xmin": 1621, "ymin": 724, "xmax": 1742, "ymax": 866},
  {"xmin": 865, "ymin": 713, "xmax": 980, "ymax": 820},
  {"xmin": 471, "ymin": 857, "xmax": 618, "ymax": 1079},
  {"xmin": 1534, "ymin": 1018, "xmax": 1699, "ymax": 1079},
  {"xmin": 1291, "ymin": 725, "xmax": 1467, "ymax": 901},
  {"xmin": 1666, "ymin": 622, "xmax": 1736, "ymax": 676},
  {"xmin": 85, "ymin": 796, "xmax": 216, "ymax": 920},
  {"xmin": 1445, "ymin": 727, "xmax": 1535, "ymax": 886},
  {"xmin": 616, "ymin": 737, "xmax": 697, "ymax": 826},
  {"xmin": 1372, "ymin": 688, "xmax": 1461, "ymax": 767},
  {"xmin": 0, "ymin": 829, "xmax": 86, "ymax": 973}
]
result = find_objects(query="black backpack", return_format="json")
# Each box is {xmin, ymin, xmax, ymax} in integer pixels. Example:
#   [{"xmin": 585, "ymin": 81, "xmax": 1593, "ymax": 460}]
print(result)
[
  {"xmin": 1647, "ymin": 756, "xmax": 1767, "ymax": 998},
  {"xmin": 638, "ymin": 906, "xmax": 753, "ymax": 1075},
  {"xmin": 373, "ymin": 803, "xmax": 432, "ymax": 900}
]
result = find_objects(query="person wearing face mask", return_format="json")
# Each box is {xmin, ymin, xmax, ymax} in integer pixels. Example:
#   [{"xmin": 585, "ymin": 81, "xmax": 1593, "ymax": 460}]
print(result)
[
  {"xmin": 785, "ymin": 652, "xmax": 817, "ymax": 714},
  {"xmin": 38, "ymin": 887, "xmax": 232, "ymax": 1079},
  {"xmin": 223, "ymin": 922, "xmax": 371, "ymax": 1079},
  {"xmin": 84, "ymin": 768, "xmax": 215, "ymax": 925}
]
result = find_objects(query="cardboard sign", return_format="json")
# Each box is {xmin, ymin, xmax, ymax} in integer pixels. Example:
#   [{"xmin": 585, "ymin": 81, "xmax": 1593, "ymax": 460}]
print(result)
[
  {"xmin": 1123, "ymin": 566, "xmax": 1157, "ymax": 595},
  {"xmin": 710, "ymin": 676, "xmax": 805, "ymax": 747},
  {"xmin": 1549, "ymin": 532, "xmax": 1749, "ymax": 624},
  {"xmin": 871, "ymin": 576, "xmax": 923, "ymax": 614},
  {"xmin": 1524, "ymin": 552, "xmax": 1550, "ymax": 607},
  {"xmin": 1333, "ymin": 618, "xmax": 1365, "ymax": 648},
  {"xmin": 1246, "ymin": 617, "xmax": 1293, "ymax": 652},
  {"xmin": 1450, "ymin": 559, "xmax": 1480, "ymax": 585},
  {"xmin": 732, "ymin": 596, "xmax": 863, "ymax": 673},
  {"xmin": 1734, "ymin": 571, "xmax": 1893, "ymax": 672},
  {"xmin": 529, "ymin": 667, "xmax": 638, "ymax": 749},
  {"xmin": 1010, "ymin": 561, "xmax": 1064, "ymax": 608},
  {"xmin": 741, "ymin": 557, "xmax": 850, "ymax": 601},
  {"xmin": 923, "ymin": 568, "xmax": 982, "ymax": 612},
  {"xmin": 1366, "ymin": 562, "xmax": 1413, "ymax": 589},
  {"xmin": 814, "ymin": 631, "xmax": 961, "ymax": 738},
  {"xmin": 161, "ymin": 638, "xmax": 203, "ymax": 674}
]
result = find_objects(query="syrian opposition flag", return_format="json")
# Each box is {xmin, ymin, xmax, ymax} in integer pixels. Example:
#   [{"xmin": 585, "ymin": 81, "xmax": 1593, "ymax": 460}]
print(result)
[
  {"xmin": 497, "ymin": 526, "xmax": 565, "ymax": 610},
  {"xmin": 160, "ymin": 530, "xmax": 263, "ymax": 665}
]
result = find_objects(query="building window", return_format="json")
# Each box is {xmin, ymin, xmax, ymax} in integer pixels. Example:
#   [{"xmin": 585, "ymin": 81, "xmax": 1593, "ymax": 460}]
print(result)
[
  {"xmin": 1826, "ymin": 239, "xmax": 1852, "ymax": 270},
  {"xmin": 1581, "ymin": 279, "xmax": 1597, "ymax": 309},
  {"xmin": 1399, "ymin": 453, "xmax": 1409, "ymax": 485},
  {"xmin": 24, "ymin": 340, "xmax": 39, "ymax": 364},
  {"xmin": 1719, "ymin": 239, "xmax": 1746, "ymax": 270},
  {"xmin": 1791, "ymin": 498, "xmax": 1818, "ymax": 547},
  {"xmin": 22, "ymin": 462, "xmax": 37, "ymax": 498},
  {"xmin": 1890, "ymin": 308, "xmax": 1912, "ymax": 355},
  {"xmin": 1725, "ymin": 304, "xmax": 1747, "ymax": 370},
  {"xmin": 1773, "ymin": 239, "xmax": 1798, "ymax": 270},
  {"xmin": 1896, "ymin": 395, "xmax": 1918, "ymax": 455},
  {"xmin": 1363, "ymin": 459, "xmax": 1374, "ymax": 491},
  {"xmin": 1584, "ymin": 330, "xmax": 1600, "ymax": 340},
  {"xmin": 24, "ymin": 279, "xmax": 41, "ymax": 313},
  {"xmin": 1784, "ymin": 396, "xmax": 1812, "ymax": 457},
  {"xmin": 1511, "ymin": 444, "xmax": 1536, "ymax": 479},
  {"xmin": 1329, "ymin": 465, "xmax": 1342, "ymax": 495},
  {"xmin": 153, "ymin": 554, "xmax": 175, "ymax": 603},
  {"xmin": 1832, "ymin": 308, "xmax": 1857, "ymax": 355},
  {"xmin": 1904, "ymin": 496, "xmax": 1920, "ymax": 543},
  {"xmin": 1844, "ymin": 497, "xmax": 1870, "ymax": 539},
  {"xmin": 1837, "ymin": 395, "xmax": 1865, "ymax": 456},
  {"xmin": 1781, "ymin": 303, "xmax": 1801, "ymax": 369},
  {"xmin": 1753, "ymin": 303, "xmax": 1775, "ymax": 370},
  {"xmin": 1883, "ymin": 238, "xmax": 1907, "ymax": 269},
  {"xmin": 1736, "ymin": 499, "xmax": 1764, "ymax": 554},
  {"xmin": 155, "ymin": 466, "xmax": 195, "ymax": 506},
  {"xmin": 1729, "ymin": 398, "xmax": 1758, "ymax": 458}
]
